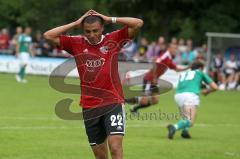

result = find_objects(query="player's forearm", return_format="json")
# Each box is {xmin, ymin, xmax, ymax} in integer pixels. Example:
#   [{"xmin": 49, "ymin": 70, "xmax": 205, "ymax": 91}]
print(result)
[
  {"xmin": 115, "ymin": 17, "xmax": 143, "ymax": 28},
  {"xmin": 209, "ymin": 82, "xmax": 218, "ymax": 91},
  {"xmin": 202, "ymin": 88, "xmax": 216, "ymax": 96},
  {"xmin": 44, "ymin": 22, "xmax": 77, "ymax": 40},
  {"xmin": 92, "ymin": 10, "xmax": 143, "ymax": 28},
  {"xmin": 203, "ymin": 82, "xmax": 218, "ymax": 95},
  {"xmin": 115, "ymin": 17, "xmax": 143, "ymax": 38}
]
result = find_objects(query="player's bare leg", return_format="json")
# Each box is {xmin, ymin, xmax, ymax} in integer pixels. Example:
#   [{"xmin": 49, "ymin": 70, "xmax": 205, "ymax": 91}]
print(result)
[
  {"xmin": 108, "ymin": 135, "xmax": 123, "ymax": 159},
  {"xmin": 91, "ymin": 140, "xmax": 108, "ymax": 159},
  {"xmin": 151, "ymin": 95, "xmax": 159, "ymax": 105},
  {"xmin": 130, "ymin": 94, "xmax": 159, "ymax": 113},
  {"xmin": 180, "ymin": 105, "xmax": 197, "ymax": 138},
  {"xmin": 167, "ymin": 105, "xmax": 197, "ymax": 139},
  {"xmin": 181, "ymin": 105, "xmax": 197, "ymax": 126}
]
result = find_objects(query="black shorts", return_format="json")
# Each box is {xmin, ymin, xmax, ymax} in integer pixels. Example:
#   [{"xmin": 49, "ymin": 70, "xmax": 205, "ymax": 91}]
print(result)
[
  {"xmin": 83, "ymin": 103, "xmax": 126, "ymax": 146},
  {"xmin": 142, "ymin": 80, "xmax": 159, "ymax": 95}
]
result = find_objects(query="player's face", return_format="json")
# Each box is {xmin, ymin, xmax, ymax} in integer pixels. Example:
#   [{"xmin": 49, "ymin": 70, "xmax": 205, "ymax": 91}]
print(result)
[
  {"xmin": 25, "ymin": 28, "xmax": 32, "ymax": 35},
  {"xmin": 16, "ymin": 27, "xmax": 23, "ymax": 34},
  {"xmin": 83, "ymin": 22, "xmax": 104, "ymax": 45}
]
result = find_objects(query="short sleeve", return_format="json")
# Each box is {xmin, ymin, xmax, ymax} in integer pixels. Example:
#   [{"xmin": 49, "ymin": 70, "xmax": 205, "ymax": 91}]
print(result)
[
  {"xmin": 18, "ymin": 35, "xmax": 22, "ymax": 43},
  {"xmin": 202, "ymin": 73, "xmax": 213, "ymax": 84},
  {"xmin": 109, "ymin": 26, "xmax": 130, "ymax": 43},
  {"xmin": 59, "ymin": 35, "xmax": 73, "ymax": 54},
  {"xmin": 168, "ymin": 59, "xmax": 177, "ymax": 70}
]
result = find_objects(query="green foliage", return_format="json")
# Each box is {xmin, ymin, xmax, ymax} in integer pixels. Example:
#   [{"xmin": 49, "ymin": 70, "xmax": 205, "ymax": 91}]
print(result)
[
  {"xmin": 0, "ymin": 0, "xmax": 240, "ymax": 44},
  {"xmin": 178, "ymin": 18, "xmax": 195, "ymax": 40},
  {"xmin": 0, "ymin": 0, "xmax": 94, "ymax": 32}
]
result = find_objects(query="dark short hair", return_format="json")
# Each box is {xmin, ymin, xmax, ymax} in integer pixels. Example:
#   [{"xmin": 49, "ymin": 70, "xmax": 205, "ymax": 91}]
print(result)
[
  {"xmin": 191, "ymin": 61, "xmax": 204, "ymax": 70},
  {"xmin": 82, "ymin": 15, "xmax": 104, "ymax": 26}
]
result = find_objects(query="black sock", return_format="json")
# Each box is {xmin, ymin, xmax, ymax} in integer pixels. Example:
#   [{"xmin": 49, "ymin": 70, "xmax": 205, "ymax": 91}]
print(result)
[
  {"xmin": 133, "ymin": 102, "xmax": 151, "ymax": 111},
  {"xmin": 125, "ymin": 97, "xmax": 138, "ymax": 104}
]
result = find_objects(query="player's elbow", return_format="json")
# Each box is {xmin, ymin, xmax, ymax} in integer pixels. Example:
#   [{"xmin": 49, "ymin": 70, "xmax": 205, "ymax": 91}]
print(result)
[
  {"xmin": 43, "ymin": 32, "xmax": 52, "ymax": 40},
  {"xmin": 43, "ymin": 31, "xmax": 59, "ymax": 45},
  {"xmin": 136, "ymin": 19, "xmax": 144, "ymax": 29},
  {"xmin": 43, "ymin": 31, "xmax": 58, "ymax": 41},
  {"xmin": 131, "ymin": 18, "xmax": 143, "ymax": 30}
]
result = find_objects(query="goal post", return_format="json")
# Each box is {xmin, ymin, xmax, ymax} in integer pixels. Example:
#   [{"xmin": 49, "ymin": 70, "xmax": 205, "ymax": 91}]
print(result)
[{"xmin": 206, "ymin": 32, "xmax": 240, "ymax": 72}]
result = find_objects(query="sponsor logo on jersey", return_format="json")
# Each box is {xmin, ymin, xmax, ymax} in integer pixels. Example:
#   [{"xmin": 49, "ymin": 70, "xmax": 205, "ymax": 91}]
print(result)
[
  {"xmin": 100, "ymin": 46, "xmax": 109, "ymax": 54},
  {"xmin": 85, "ymin": 58, "xmax": 105, "ymax": 72}
]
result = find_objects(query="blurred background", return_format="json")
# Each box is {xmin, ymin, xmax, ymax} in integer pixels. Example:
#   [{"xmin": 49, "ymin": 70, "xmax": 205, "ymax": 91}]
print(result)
[
  {"xmin": 1, "ymin": 1, "xmax": 240, "ymax": 159},
  {"xmin": 0, "ymin": 0, "xmax": 240, "ymax": 90}
]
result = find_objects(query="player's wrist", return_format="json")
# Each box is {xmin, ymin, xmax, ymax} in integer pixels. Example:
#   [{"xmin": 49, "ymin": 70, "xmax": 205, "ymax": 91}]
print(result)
[{"xmin": 111, "ymin": 17, "xmax": 117, "ymax": 23}]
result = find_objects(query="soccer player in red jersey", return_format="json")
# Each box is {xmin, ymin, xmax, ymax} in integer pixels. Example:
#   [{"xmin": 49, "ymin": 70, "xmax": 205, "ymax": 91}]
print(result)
[
  {"xmin": 126, "ymin": 43, "xmax": 189, "ymax": 113},
  {"xmin": 44, "ymin": 10, "xmax": 143, "ymax": 159}
]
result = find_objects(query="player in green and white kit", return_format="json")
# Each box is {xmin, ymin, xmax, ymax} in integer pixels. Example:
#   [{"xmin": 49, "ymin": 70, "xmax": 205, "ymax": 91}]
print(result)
[
  {"xmin": 167, "ymin": 61, "xmax": 218, "ymax": 139},
  {"xmin": 15, "ymin": 27, "xmax": 33, "ymax": 83}
]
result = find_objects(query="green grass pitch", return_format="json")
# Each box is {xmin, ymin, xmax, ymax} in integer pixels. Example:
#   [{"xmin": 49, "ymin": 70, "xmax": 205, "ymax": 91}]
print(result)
[{"xmin": 0, "ymin": 73, "xmax": 239, "ymax": 159}]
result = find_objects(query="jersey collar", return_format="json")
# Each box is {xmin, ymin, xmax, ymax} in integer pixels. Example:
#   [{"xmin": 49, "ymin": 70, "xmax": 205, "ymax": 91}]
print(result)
[
  {"xmin": 84, "ymin": 35, "xmax": 105, "ymax": 45},
  {"xmin": 165, "ymin": 50, "xmax": 172, "ymax": 59}
]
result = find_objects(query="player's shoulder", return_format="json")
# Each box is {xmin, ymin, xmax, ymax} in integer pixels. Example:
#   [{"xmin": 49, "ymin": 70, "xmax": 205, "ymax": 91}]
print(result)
[
  {"xmin": 162, "ymin": 51, "xmax": 172, "ymax": 59},
  {"xmin": 103, "ymin": 31, "xmax": 118, "ymax": 42},
  {"xmin": 193, "ymin": 69, "xmax": 202, "ymax": 74},
  {"xmin": 156, "ymin": 51, "xmax": 171, "ymax": 62},
  {"xmin": 105, "ymin": 27, "xmax": 127, "ymax": 37},
  {"xmin": 195, "ymin": 69, "xmax": 208, "ymax": 78},
  {"xmin": 68, "ymin": 35, "xmax": 84, "ymax": 39},
  {"xmin": 109, "ymin": 26, "xmax": 126, "ymax": 34},
  {"xmin": 28, "ymin": 35, "xmax": 32, "ymax": 40},
  {"xmin": 18, "ymin": 34, "xmax": 24, "ymax": 39},
  {"xmin": 18, "ymin": 34, "xmax": 25, "ymax": 41},
  {"xmin": 64, "ymin": 35, "xmax": 85, "ymax": 43},
  {"xmin": 105, "ymin": 30, "xmax": 117, "ymax": 38}
]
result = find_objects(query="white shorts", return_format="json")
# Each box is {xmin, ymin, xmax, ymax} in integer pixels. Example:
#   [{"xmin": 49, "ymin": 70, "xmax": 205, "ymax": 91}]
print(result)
[
  {"xmin": 19, "ymin": 52, "xmax": 30, "ymax": 65},
  {"xmin": 174, "ymin": 92, "xmax": 200, "ymax": 107}
]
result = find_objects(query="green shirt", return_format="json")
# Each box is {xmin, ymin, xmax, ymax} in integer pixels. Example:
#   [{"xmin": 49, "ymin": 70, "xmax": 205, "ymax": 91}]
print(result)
[
  {"xmin": 176, "ymin": 70, "xmax": 213, "ymax": 95},
  {"xmin": 18, "ymin": 34, "xmax": 32, "ymax": 53}
]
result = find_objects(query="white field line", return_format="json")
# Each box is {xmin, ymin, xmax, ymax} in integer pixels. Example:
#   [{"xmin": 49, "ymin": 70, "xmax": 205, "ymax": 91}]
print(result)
[
  {"xmin": 1, "ymin": 117, "xmax": 239, "ymax": 126},
  {"xmin": 0, "ymin": 117, "xmax": 61, "ymax": 121},
  {"xmin": 0, "ymin": 123, "xmax": 239, "ymax": 130},
  {"xmin": 224, "ymin": 152, "xmax": 240, "ymax": 157},
  {"xmin": 0, "ymin": 116, "xmax": 239, "ymax": 125}
]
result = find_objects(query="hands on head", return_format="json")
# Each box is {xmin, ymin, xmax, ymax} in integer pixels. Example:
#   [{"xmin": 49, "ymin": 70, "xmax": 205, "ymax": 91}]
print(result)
[{"xmin": 75, "ymin": 10, "xmax": 111, "ymax": 27}]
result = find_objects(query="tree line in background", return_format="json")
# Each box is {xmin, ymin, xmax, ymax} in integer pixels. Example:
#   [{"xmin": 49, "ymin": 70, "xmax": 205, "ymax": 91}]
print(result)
[{"xmin": 0, "ymin": 0, "xmax": 240, "ymax": 44}]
